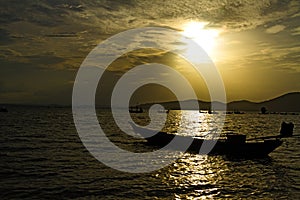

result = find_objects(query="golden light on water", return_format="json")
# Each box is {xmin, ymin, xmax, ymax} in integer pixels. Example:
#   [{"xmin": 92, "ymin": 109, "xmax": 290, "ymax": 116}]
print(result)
[
  {"xmin": 181, "ymin": 21, "xmax": 220, "ymax": 60},
  {"xmin": 161, "ymin": 154, "xmax": 228, "ymax": 199}
]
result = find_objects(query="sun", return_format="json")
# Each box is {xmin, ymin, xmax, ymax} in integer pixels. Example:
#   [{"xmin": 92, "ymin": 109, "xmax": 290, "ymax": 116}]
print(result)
[{"xmin": 182, "ymin": 21, "xmax": 219, "ymax": 56}]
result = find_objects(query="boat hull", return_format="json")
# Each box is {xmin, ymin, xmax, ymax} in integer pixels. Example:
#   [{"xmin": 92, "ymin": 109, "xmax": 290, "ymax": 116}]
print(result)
[
  {"xmin": 204, "ymin": 140, "xmax": 282, "ymax": 157},
  {"xmin": 130, "ymin": 123, "xmax": 283, "ymax": 157},
  {"xmin": 146, "ymin": 136, "xmax": 282, "ymax": 157}
]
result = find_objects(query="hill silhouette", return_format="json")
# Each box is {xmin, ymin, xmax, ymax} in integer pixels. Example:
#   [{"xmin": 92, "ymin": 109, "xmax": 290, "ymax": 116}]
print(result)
[{"xmin": 141, "ymin": 92, "xmax": 300, "ymax": 112}]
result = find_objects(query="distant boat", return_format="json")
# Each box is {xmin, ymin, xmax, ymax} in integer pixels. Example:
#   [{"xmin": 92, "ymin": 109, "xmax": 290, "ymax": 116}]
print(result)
[
  {"xmin": 129, "ymin": 122, "xmax": 294, "ymax": 158},
  {"xmin": 234, "ymin": 110, "xmax": 245, "ymax": 114},
  {"xmin": 208, "ymin": 108, "xmax": 218, "ymax": 114},
  {"xmin": 0, "ymin": 107, "xmax": 8, "ymax": 112},
  {"xmin": 129, "ymin": 106, "xmax": 143, "ymax": 113}
]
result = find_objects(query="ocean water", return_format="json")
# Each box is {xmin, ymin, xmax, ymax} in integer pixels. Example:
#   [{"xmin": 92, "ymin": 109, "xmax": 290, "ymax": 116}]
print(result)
[{"xmin": 1, "ymin": 106, "xmax": 300, "ymax": 199}]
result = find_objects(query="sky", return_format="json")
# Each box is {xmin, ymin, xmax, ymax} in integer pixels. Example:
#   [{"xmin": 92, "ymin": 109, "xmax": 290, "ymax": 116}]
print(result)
[{"xmin": 0, "ymin": 0, "xmax": 300, "ymax": 105}]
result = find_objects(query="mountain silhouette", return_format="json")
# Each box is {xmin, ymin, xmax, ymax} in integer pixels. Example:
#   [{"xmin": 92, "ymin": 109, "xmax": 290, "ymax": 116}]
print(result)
[{"xmin": 141, "ymin": 92, "xmax": 300, "ymax": 112}]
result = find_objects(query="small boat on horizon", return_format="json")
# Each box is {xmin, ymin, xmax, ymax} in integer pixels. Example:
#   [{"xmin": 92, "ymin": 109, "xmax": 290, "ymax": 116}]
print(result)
[
  {"xmin": 129, "ymin": 106, "xmax": 143, "ymax": 113},
  {"xmin": 0, "ymin": 107, "xmax": 8, "ymax": 113},
  {"xmin": 208, "ymin": 108, "xmax": 218, "ymax": 114},
  {"xmin": 233, "ymin": 110, "xmax": 245, "ymax": 114},
  {"xmin": 129, "ymin": 122, "xmax": 296, "ymax": 158}
]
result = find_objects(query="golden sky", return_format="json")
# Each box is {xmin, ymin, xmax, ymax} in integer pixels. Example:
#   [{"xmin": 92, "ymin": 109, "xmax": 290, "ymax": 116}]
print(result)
[{"xmin": 0, "ymin": 0, "xmax": 299, "ymax": 104}]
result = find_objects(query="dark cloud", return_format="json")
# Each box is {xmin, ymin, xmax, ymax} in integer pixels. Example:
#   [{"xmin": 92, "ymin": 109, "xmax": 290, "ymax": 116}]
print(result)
[
  {"xmin": 25, "ymin": 53, "xmax": 66, "ymax": 66},
  {"xmin": 1, "ymin": 0, "xmax": 298, "ymax": 30},
  {"xmin": 0, "ymin": 29, "xmax": 12, "ymax": 45},
  {"xmin": 44, "ymin": 33, "xmax": 78, "ymax": 38}
]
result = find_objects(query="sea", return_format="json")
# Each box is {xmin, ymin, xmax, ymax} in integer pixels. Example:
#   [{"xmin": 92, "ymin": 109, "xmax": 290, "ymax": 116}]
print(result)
[{"xmin": 1, "ymin": 106, "xmax": 300, "ymax": 199}]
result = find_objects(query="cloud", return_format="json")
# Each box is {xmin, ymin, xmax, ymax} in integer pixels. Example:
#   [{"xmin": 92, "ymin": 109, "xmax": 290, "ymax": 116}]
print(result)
[
  {"xmin": 1, "ymin": 1, "xmax": 299, "ymax": 32},
  {"xmin": 292, "ymin": 12, "xmax": 300, "ymax": 17},
  {"xmin": 1, "ymin": 1, "xmax": 299, "ymax": 71},
  {"xmin": 291, "ymin": 26, "xmax": 300, "ymax": 35},
  {"xmin": 0, "ymin": 28, "xmax": 13, "ymax": 45},
  {"xmin": 45, "ymin": 33, "xmax": 78, "ymax": 38},
  {"xmin": 232, "ymin": 45, "xmax": 300, "ymax": 72},
  {"xmin": 266, "ymin": 25, "xmax": 286, "ymax": 34}
]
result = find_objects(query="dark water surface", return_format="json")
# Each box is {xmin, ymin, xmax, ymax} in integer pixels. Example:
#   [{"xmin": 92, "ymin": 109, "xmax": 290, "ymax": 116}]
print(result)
[{"xmin": 1, "ymin": 106, "xmax": 300, "ymax": 199}]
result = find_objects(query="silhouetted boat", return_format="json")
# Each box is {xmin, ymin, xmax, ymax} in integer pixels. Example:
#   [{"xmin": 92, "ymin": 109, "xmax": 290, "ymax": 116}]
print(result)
[
  {"xmin": 208, "ymin": 108, "xmax": 218, "ymax": 114},
  {"xmin": 129, "ymin": 122, "xmax": 292, "ymax": 157},
  {"xmin": 234, "ymin": 110, "xmax": 245, "ymax": 114},
  {"xmin": 199, "ymin": 110, "xmax": 207, "ymax": 114},
  {"xmin": 0, "ymin": 107, "xmax": 8, "ymax": 112},
  {"xmin": 129, "ymin": 106, "xmax": 143, "ymax": 113}
]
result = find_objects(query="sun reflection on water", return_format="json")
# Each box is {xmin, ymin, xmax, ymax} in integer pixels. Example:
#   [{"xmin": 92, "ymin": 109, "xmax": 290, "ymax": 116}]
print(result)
[
  {"xmin": 158, "ymin": 154, "xmax": 229, "ymax": 199},
  {"xmin": 150, "ymin": 110, "xmax": 229, "ymax": 199},
  {"xmin": 162, "ymin": 110, "xmax": 224, "ymax": 139}
]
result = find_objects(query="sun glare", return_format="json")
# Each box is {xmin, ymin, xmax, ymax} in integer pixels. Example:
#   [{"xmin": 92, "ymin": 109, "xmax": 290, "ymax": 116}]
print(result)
[{"xmin": 182, "ymin": 21, "xmax": 219, "ymax": 57}]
